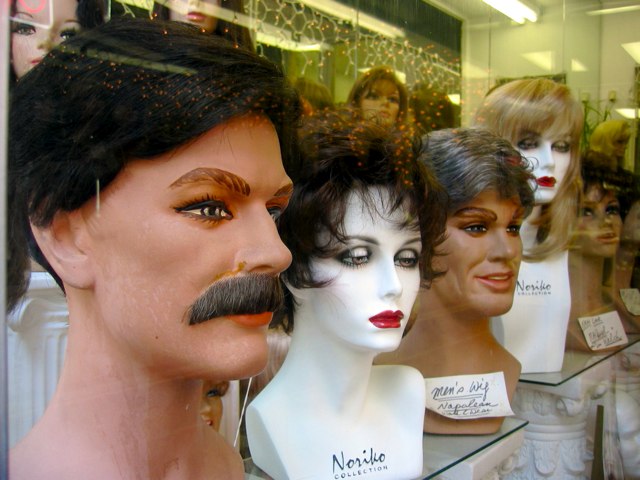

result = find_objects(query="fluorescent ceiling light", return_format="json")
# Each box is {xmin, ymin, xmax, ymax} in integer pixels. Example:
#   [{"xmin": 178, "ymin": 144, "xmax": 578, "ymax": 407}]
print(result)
[
  {"xmin": 616, "ymin": 108, "xmax": 639, "ymax": 119},
  {"xmin": 587, "ymin": 5, "xmax": 640, "ymax": 16},
  {"xmin": 482, "ymin": 0, "xmax": 539, "ymax": 24},
  {"xmin": 255, "ymin": 32, "xmax": 323, "ymax": 52},
  {"xmin": 447, "ymin": 94, "xmax": 461, "ymax": 106},
  {"xmin": 622, "ymin": 42, "xmax": 640, "ymax": 64},
  {"xmin": 298, "ymin": 0, "xmax": 405, "ymax": 38}
]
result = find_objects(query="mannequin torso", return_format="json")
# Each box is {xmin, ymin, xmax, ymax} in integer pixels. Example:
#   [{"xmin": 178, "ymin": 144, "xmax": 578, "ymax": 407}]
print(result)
[
  {"xmin": 247, "ymin": 334, "xmax": 425, "ymax": 480},
  {"xmin": 491, "ymin": 208, "xmax": 571, "ymax": 372},
  {"xmin": 380, "ymin": 289, "xmax": 520, "ymax": 435}
]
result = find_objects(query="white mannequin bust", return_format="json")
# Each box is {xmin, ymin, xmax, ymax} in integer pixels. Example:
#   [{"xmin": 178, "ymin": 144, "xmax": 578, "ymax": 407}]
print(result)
[
  {"xmin": 475, "ymin": 78, "xmax": 583, "ymax": 374},
  {"xmin": 491, "ymin": 213, "xmax": 571, "ymax": 372},
  {"xmin": 491, "ymin": 138, "xmax": 573, "ymax": 373},
  {"xmin": 247, "ymin": 187, "xmax": 425, "ymax": 480}
]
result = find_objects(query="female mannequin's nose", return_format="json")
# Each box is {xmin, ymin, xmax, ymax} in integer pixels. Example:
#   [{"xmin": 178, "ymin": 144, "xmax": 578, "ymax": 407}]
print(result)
[{"xmin": 536, "ymin": 142, "xmax": 555, "ymax": 172}]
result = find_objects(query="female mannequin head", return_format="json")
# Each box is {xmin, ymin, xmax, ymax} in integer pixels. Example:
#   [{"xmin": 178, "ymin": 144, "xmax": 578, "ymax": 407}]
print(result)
[
  {"xmin": 347, "ymin": 66, "xmax": 409, "ymax": 128},
  {"xmin": 589, "ymin": 120, "xmax": 631, "ymax": 169},
  {"xmin": 420, "ymin": 128, "xmax": 535, "ymax": 318},
  {"xmin": 474, "ymin": 78, "xmax": 583, "ymax": 259},
  {"xmin": 151, "ymin": 0, "xmax": 253, "ymax": 51},
  {"xmin": 10, "ymin": 0, "xmax": 105, "ymax": 80},
  {"xmin": 571, "ymin": 162, "xmax": 626, "ymax": 259},
  {"xmin": 274, "ymin": 113, "xmax": 446, "ymax": 336}
]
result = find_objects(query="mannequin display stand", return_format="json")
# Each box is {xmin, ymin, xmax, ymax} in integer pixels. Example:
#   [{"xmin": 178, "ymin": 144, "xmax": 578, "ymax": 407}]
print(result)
[
  {"xmin": 244, "ymin": 418, "xmax": 527, "ymax": 480},
  {"xmin": 503, "ymin": 334, "xmax": 640, "ymax": 479}
]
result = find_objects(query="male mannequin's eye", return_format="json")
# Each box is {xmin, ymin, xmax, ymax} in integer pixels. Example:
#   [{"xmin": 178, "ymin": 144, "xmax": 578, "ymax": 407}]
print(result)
[
  {"xmin": 176, "ymin": 198, "xmax": 233, "ymax": 223},
  {"xmin": 507, "ymin": 224, "xmax": 522, "ymax": 235},
  {"xmin": 339, "ymin": 247, "xmax": 370, "ymax": 268},
  {"xmin": 268, "ymin": 207, "xmax": 283, "ymax": 221},
  {"xmin": 395, "ymin": 249, "xmax": 418, "ymax": 269},
  {"xmin": 463, "ymin": 223, "xmax": 487, "ymax": 234}
]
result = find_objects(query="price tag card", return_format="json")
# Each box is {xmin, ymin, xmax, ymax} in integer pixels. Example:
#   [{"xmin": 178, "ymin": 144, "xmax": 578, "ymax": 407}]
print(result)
[
  {"xmin": 424, "ymin": 372, "xmax": 514, "ymax": 420},
  {"xmin": 578, "ymin": 311, "xmax": 628, "ymax": 351},
  {"xmin": 620, "ymin": 288, "xmax": 640, "ymax": 315}
]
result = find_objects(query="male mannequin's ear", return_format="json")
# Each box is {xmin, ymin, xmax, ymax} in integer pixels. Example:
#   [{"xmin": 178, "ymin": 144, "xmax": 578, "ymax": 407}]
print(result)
[{"xmin": 30, "ymin": 210, "xmax": 94, "ymax": 289}]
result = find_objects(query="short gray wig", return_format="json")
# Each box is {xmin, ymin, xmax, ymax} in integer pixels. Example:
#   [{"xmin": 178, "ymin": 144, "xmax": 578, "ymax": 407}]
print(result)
[{"xmin": 420, "ymin": 128, "xmax": 535, "ymax": 216}]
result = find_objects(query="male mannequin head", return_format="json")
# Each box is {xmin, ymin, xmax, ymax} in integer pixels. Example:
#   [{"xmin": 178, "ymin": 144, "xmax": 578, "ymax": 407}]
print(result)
[{"xmin": 8, "ymin": 18, "xmax": 300, "ymax": 479}]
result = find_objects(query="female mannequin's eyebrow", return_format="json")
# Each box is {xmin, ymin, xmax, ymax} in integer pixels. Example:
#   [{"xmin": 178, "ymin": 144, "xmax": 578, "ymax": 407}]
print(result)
[
  {"xmin": 343, "ymin": 235, "xmax": 421, "ymax": 247},
  {"xmin": 170, "ymin": 167, "xmax": 251, "ymax": 196}
]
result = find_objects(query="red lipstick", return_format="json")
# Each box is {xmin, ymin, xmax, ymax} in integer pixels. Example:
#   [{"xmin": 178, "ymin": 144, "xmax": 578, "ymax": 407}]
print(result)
[
  {"xmin": 536, "ymin": 176, "xmax": 556, "ymax": 188},
  {"xmin": 369, "ymin": 310, "xmax": 403, "ymax": 329},
  {"xmin": 186, "ymin": 11, "xmax": 206, "ymax": 22}
]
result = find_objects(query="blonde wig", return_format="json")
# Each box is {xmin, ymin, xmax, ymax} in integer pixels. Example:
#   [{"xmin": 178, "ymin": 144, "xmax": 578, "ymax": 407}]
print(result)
[
  {"xmin": 474, "ymin": 78, "xmax": 583, "ymax": 261},
  {"xmin": 589, "ymin": 119, "xmax": 631, "ymax": 165}
]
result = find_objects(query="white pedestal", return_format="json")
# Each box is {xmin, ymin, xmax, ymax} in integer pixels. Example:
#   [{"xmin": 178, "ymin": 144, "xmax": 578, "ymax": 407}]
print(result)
[
  {"xmin": 502, "ymin": 335, "xmax": 640, "ymax": 479},
  {"xmin": 7, "ymin": 272, "xmax": 69, "ymax": 447}
]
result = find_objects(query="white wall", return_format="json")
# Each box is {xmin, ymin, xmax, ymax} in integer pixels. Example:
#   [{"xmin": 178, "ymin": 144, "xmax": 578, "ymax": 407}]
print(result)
[{"xmin": 461, "ymin": 2, "xmax": 610, "ymax": 126}]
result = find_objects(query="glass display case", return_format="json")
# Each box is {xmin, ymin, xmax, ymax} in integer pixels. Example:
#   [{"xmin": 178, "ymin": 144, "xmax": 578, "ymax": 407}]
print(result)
[{"xmin": 2, "ymin": 0, "xmax": 639, "ymax": 478}]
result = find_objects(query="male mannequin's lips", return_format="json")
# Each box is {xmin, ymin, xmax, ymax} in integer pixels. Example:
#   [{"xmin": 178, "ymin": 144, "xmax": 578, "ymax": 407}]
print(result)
[
  {"xmin": 536, "ymin": 176, "xmax": 556, "ymax": 188},
  {"xmin": 369, "ymin": 310, "xmax": 403, "ymax": 329},
  {"xmin": 476, "ymin": 271, "xmax": 514, "ymax": 292},
  {"xmin": 226, "ymin": 312, "xmax": 273, "ymax": 328}
]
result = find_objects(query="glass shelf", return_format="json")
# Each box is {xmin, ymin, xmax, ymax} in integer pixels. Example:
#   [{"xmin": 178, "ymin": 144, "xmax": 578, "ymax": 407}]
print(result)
[
  {"xmin": 519, "ymin": 333, "xmax": 640, "ymax": 387},
  {"xmin": 244, "ymin": 417, "xmax": 528, "ymax": 479},
  {"xmin": 419, "ymin": 417, "xmax": 527, "ymax": 479}
]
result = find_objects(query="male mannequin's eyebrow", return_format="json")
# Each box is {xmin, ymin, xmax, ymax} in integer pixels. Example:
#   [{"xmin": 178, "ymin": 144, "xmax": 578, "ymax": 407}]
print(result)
[
  {"xmin": 455, "ymin": 207, "xmax": 498, "ymax": 222},
  {"xmin": 273, "ymin": 184, "xmax": 293, "ymax": 198},
  {"xmin": 170, "ymin": 167, "xmax": 251, "ymax": 196}
]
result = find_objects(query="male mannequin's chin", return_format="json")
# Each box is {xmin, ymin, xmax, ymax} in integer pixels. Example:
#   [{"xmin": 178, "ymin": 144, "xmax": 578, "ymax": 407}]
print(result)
[{"xmin": 186, "ymin": 314, "xmax": 271, "ymax": 380}]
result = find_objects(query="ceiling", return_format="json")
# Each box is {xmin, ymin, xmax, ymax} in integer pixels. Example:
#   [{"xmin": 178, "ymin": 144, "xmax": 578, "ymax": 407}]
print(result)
[{"xmin": 422, "ymin": 0, "xmax": 640, "ymax": 22}]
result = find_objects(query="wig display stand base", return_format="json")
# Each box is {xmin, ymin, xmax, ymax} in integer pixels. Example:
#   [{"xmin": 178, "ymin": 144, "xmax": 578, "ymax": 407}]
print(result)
[{"xmin": 502, "ymin": 335, "xmax": 640, "ymax": 479}]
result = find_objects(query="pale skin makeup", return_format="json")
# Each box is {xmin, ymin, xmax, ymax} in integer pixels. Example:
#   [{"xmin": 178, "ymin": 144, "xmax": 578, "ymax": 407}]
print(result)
[
  {"xmin": 516, "ymin": 130, "xmax": 572, "ymax": 205},
  {"xmin": 307, "ymin": 189, "xmax": 422, "ymax": 353},
  {"xmin": 167, "ymin": 0, "xmax": 221, "ymax": 33},
  {"xmin": 359, "ymin": 79, "xmax": 401, "ymax": 128},
  {"xmin": 572, "ymin": 185, "xmax": 622, "ymax": 259},
  {"xmin": 431, "ymin": 190, "xmax": 524, "ymax": 318},
  {"xmin": 11, "ymin": 0, "xmax": 80, "ymax": 78},
  {"xmin": 246, "ymin": 188, "xmax": 426, "ymax": 479}
]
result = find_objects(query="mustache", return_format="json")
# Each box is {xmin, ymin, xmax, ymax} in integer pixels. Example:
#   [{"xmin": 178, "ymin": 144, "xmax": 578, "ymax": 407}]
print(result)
[{"xmin": 188, "ymin": 274, "xmax": 283, "ymax": 326}]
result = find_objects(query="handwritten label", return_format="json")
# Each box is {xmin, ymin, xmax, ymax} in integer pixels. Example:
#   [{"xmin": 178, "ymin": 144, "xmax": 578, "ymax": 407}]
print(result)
[
  {"xmin": 424, "ymin": 372, "xmax": 514, "ymax": 420},
  {"xmin": 620, "ymin": 288, "xmax": 640, "ymax": 315},
  {"xmin": 578, "ymin": 311, "xmax": 628, "ymax": 351}
]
